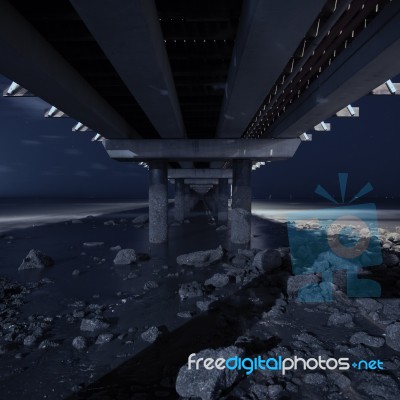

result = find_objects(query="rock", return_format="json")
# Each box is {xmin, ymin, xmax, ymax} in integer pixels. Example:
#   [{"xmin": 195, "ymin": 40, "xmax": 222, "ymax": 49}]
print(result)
[
  {"xmin": 386, "ymin": 323, "xmax": 400, "ymax": 351},
  {"xmin": 230, "ymin": 208, "xmax": 251, "ymax": 244},
  {"xmin": 19, "ymin": 249, "xmax": 54, "ymax": 270},
  {"xmin": 252, "ymin": 249, "xmax": 282, "ymax": 271},
  {"xmin": 38, "ymin": 339, "xmax": 59, "ymax": 349},
  {"xmin": 383, "ymin": 253, "xmax": 400, "ymax": 267},
  {"xmin": 175, "ymin": 346, "xmax": 245, "ymax": 400},
  {"xmin": 176, "ymin": 246, "xmax": 224, "ymax": 268},
  {"xmin": 303, "ymin": 373, "xmax": 327, "ymax": 385},
  {"xmin": 179, "ymin": 281, "xmax": 205, "ymax": 300},
  {"xmin": 286, "ymin": 274, "xmax": 320, "ymax": 300},
  {"xmin": 144, "ymin": 280, "xmax": 159, "ymax": 290},
  {"xmin": 110, "ymin": 245, "xmax": 122, "ymax": 251},
  {"xmin": 83, "ymin": 242, "xmax": 104, "ymax": 247},
  {"xmin": 72, "ymin": 336, "xmax": 87, "ymax": 350},
  {"xmin": 216, "ymin": 225, "xmax": 228, "ymax": 231},
  {"xmin": 231, "ymin": 254, "xmax": 249, "ymax": 268},
  {"xmin": 355, "ymin": 298, "xmax": 382, "ymax": 313},
  {"xmin": 80, "ymin": 318, "xmax": 110, "ymax": 332},
  {"xmin": 177, "ymin": 311, "xmax": 193, "ymax": 319},
  {"xmin": 328, "ymin": 372, "xmax": 351, "ymax": 390},
  {"xmin": 349, "ymin": 332, "xmax": 385, "ymax": 348},
  {"xmin": 132, "ymin": 214, "xmax": 149, "ymax": 225},
  {"xmin": 141, "ymin": 326, "xmax": 161, "ymax": 343},
  {"xmin": 113, "ymin": 249, "xmax": 137, "ymax": 265},
  {"xmin": 71, "ymin": 219, "xmax": 83, "ymax": 224},
  {"xmin": 72, "ymin": 269, "xmax": 80, "ymax": 276},
  {"xmin": 387, "ymin": 232, "xmax": 400, "ymax": 243},
  {"xmin": 23, "ymin": 335, "xmax": 37, "ymax": 346},
  {"xmin": 95, "ymin": 333, "xmax": 113, "ymax": 345},
  {"xmin": 104, "ymin": 220, "xmax": 117, "ymax": 226},
  {"xmin": 196, "ymin": 300, "xmax": 214, "ymax": 312},
  {"xmin": 327, "ymin": 312, "xmax": 353, "ymax": 327},
  {"xmin": 356, "ymin": 371, "xmax": 400, "ymax": 400},
  {"xmin": 205, "ymin": 273, "xmax": 229, "ymax": 288}
]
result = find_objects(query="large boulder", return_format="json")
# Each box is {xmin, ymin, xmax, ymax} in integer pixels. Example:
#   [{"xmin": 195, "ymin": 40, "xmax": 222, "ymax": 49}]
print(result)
[
  {"xmin": 176, "ymin": 346, "xmax": 244, "ymax": 400},
  {"xmin": 113, "ymin": 249, "xmax": 137, "ymax": 265},
  {"xmin": 19, "ymin": 249, "xmax": 54, "ymax": 270},
  {"xmin": 252, "ymin": 249, "xmax": 282, "ymax": 271},
  {"xmin": 177, "ymin": 246, "xmax": 224, "ymax": 268}
]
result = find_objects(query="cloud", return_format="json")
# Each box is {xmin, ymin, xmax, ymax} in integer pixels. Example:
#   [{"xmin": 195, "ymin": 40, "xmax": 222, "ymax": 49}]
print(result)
[
  {"xmin": 65, "ymin": 148, "xmax": 82, "ymax": 156},
  {"xmin": 21, "ymin": 139, "xmax": 41, "ymax": 145}
]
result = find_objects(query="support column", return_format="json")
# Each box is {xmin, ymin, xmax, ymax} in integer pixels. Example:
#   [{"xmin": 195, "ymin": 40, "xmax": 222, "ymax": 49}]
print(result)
[
  {"xmin": 231, "ymin": 159, "xmax": 252, "ymax": 244},
  {"xmin": 184, "ymin": 184, "xmax": 191, "ymax": 218},
  {"xmin": 217, "ymin": 178, "xmax": 229, "ymax": 225},
  {"xmin": 174, "ymin": 178, "xmax": 185, "ymax": 223},
  {"xmin": 149, "ymin": 161, "xmax": 168, "ymax": 243}
]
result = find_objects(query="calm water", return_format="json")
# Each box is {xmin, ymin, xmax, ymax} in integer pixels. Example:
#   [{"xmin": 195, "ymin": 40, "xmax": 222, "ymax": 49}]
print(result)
[{"xmin": 0, "ymin": 198, "xmax": 399, "ymax": 234}]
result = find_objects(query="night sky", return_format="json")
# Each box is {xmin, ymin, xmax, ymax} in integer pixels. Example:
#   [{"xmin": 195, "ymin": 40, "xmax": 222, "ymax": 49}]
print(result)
[{"xmin": 0, "ymin": 74, "xmax": 399, "ymax": 200}]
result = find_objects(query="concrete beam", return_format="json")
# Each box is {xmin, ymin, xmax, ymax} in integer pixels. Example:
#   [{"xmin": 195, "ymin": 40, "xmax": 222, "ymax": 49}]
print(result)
[
  {"xmin": 184, "ymin": 179, "xmax": 219, "ymax": 185},
  {"xmin": 104, "ymin": 139, "xmax": 301, "ymax": 161},
  {"xmin": 0, "ymin": 0, "xmax": 137, "ymax": 139},
  {"xmin": 71, "ymin": 0, "xmax": 185, "ymax": 139},
  {"xmin": 217, "ymin": 0, "xmax": 326, "ymax": 138},
  {"xmin": 267, "ymin": 1, "xmax": 400, "ymax": 138},
  {"xmin": 168, "ymin": 169, "xmax": 232, "ymax": 179}
]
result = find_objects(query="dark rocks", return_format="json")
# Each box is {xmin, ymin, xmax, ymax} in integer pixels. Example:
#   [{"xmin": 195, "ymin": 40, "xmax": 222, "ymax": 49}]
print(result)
[
  {"xmin": 383, "ymin": 252, "xmax": 399, "ymax": 267},
  {"xmin": 386, "ymin": 323, "xmax": 400, "ymax": 351},
  {"xmin": 23, "ymin": 335, "xmax": 37, "ymax": 347},
  {"xmin": 19, "ymin": 249, "xmax": 54, "ymax": 270},
  {"xmin": 303, "ymin": 373, "xmax": 327, "ymax": 385},
  {"xmin": 110, "ymin": 245, "xmax": 122, "ymax": 251},
  {"xmin": 205, "ymin": 273, "xmax": 229, "ymax": 288},
  {"xmin": 349, "ymin": 332, "xmax": 385, "ymax": 348},
  {"xmin": 80, "ymin": 318, "xmax": 110, "ymax": 332},
  {"xmin": 72, "ymin": 336, "xmax": 87, "ymax": 350},
  {"xmin": 252, "ymin": 249, "xmax": 282, "ymax": 271},
  {"xmin": 179, "ymin": 281, "xmax": 205, "ymax": 300},
  {"xmin": 327, "ymin": 312, "xmax": 354, "ymax": 327},
  {"xmin": 286, "ymin": 274, "xmax": 320, "ymax": 300},
  {"xmin": 175, "ymin": 346, "xmax": 245, "ymax": 400},
  {"xmin": 38, "ymin": 339, "xmax": 59, "ymax": 349},
  {"xmin": 144, "ymin": 280, "xmax": 159, "ymax": 291},
  {"xmin": 176, "ymin": 246, "xmax": 224, "ymax": 268},
  {"xmin": 72, "ymin": 269, "xmax": 80, "ymax": 276},
  {"xmin": 132, "ymin": 214, "xmax": 149, "ymax": 226},
  {"xmin": 196, "ymin": 300, "xmax": 214, "ymax": 312},
  {"xmin": 95, "ymin": 333, "xmax": 113, "ymax": 345},
  {"xmin": 141, "ymin": 326, "xmax": 161, "ymax": 343},
  {"xmin": 356, "ymin": 371, "xmax": 400, "ymax": 400},
  {"xmin": 113, "ymin": 249, "xmax": 137, "ymax": 265}
]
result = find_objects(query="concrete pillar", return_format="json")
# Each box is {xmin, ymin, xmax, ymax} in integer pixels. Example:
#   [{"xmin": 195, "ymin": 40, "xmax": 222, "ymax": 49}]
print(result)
[
  {"xmin": 184, "ymin": 184, "xmax": 191, "ymax": 217},
  {"xmin": 149, "ymin": 161, "xmax": 168, "ymax": 243},
  {"xmin": 231, "ymin": 159, "xmax": 252, "ymax": 244},
  {"xmin": 174, "ymin": 178, "xmax": 185, "ymax": 223},
  {"xmin": 217, "ymin": 178, "xmax": 229, "ymax": 225}
]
